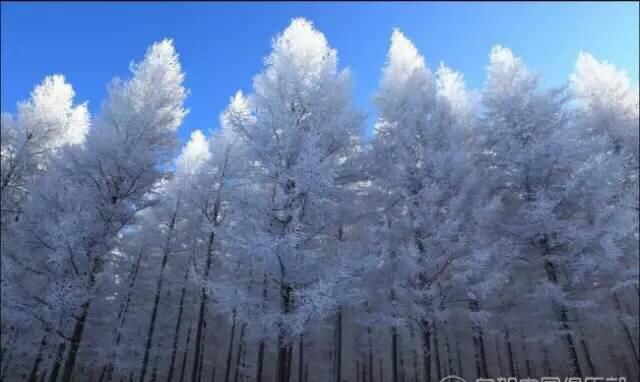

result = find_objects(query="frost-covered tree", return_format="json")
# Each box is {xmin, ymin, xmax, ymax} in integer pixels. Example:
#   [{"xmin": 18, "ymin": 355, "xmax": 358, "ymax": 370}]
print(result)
[
  {"xmin": 0, "ymin": 75, "xmax": 89, "ymax": 229},
  {"xmin": 215, "ymin": 18, "xmax": 363, "ymax": 382},
  {"xmin": 0, "ymin": 75, "xmax": 89, "ymax": 382},
  {"xmin": 472, "ymin": 45, "xmax": 636, "ymax": 378},
  {"xmin": 10, "ymin": 39, "xmax": 187, "ymax": 382},
  {"xmin": 369, "ymin": 29, "xmax": 501, "ymax": 382}
]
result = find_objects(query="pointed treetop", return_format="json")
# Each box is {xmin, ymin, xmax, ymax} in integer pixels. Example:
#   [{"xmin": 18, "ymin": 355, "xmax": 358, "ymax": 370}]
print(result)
[
  {"xmin": 571, "ymin": 51, "xmax": 637, "ymax": 113},
  {"xmin": 484, "ymin": 45, "xmax": 536, "ymax": 98},
  {"xmin": 176, "ymin": 130, "xmax": 211, "ymax": 176},
  {"xmin": 436, "ymin": 63, "xmax": 473, "ymax": 121},
  {"xmin": 375, "ymin": 28, "xmax": 436, "ymax": 123},
  {"xmin": 264, "ymin": 17, "xmax": 338, "ymax": 82},
  {"xmin": 107, "ymin": 38, "xmax": 187, "ymax": 134},
  {"xmin": 17, "ymin": 74, "xmax": 90, "ymax": 147}
]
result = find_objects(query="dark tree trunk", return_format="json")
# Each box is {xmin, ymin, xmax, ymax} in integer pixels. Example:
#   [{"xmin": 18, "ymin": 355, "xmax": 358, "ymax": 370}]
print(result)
[
  {"xmin": 391, "ymin": 327, "xmax": 399, "ymax": 382},
  {"xmin": 40, "ymin": 369, "xmax": 48, "ymax": 382},
  {"xmin": 542, "ymin": 344, "xmax": 552, "ymax": 376},
  {"xmin": 255, "ymin": 273, "xmax": 268, "ymax": 382},
  {"xmin": 613, "ymin": 292, "xmax": 639, "ymax": 367},
  {"xmin": 197, "ymin": 322, "xmax": 206, "ymax": 382},
  {"xmin": 505, "ymin": 328, "xmax": 518, "ymax": 378},
  {"xmin": 443, "ymin": 329, "xmax": 454, "ymax": 377},
  {"xmin": 167, "ymin": 270, "xmax": 189, "ymax": 382},
  {"xmin": 421, "ymin": 322, "xmax": 431, "ymax": 382},
  {"xmin": 233, "ymin": 323, "xmax": 247, "ymax": 382},
  {"xmin": 28, "ymin": 334, "xmax": 48, "ymax": 382},
  {"xmin": 577, "ymin": 325, "xmax": 596, "ymax": 377},
  {"xmin": 379, "ymin": 359, "xmax": 384, "ymax": 382},
  {"xmin": 140, "ymin": 208, "xmax": 179, "ymax": 382},
  {"xmin": 224, "ymin": 311, "xmax": 238, "ymax": 382},
  {"xmin": 60, "ymin": 299, "xmax": 90, "ymax": 382},
  {"xmin": 48, "ymin": 342, "xmax": 67, "ymax": 382},
  {"xmin": 543, "ymin": 259, "xmax": 582, "ymax": 378},
  {"xmin": 336, "ymin": 309, "xmax": 343, "ymax": 382},
  {"xmin": 106, "ymin": 246, "xmax": 145, "ymax": 382},
  {"xmin": 297, "ymin": 335, "xmax": 304, "ymax": 382},
  {"xmin": 409, "ymin": 326, "xmax": 418, "ymax": 382},
  {"xmin": 520, "ymin": 331, "xmax": 532, "ymax": 377},
  {"xmin": 255, "ymin": 340, "xmax": 265, "ymax": 382},
  {"xmin": 193, "ymin": 231, "xmax": 216, "ymax": 382},
  {"xmin": 150, "ymin": 355, "xmax": 160, "ymax": 382},
  {"xmin": 455, "ymin": 338, "xmax": 463, "ymax": 380},
  {"xmin": 432, "ymin": 323, "xmax": 441, "ymax": 382},
  {"xmin": 367, "ymin": 327, "xmax": 374, "ymax": 382},
  {"xmin": 99, "ymin": 366, "xmax": 108, "ymax": 382},
  {"xmin": 469, "ymin": 300, "xmax": 488, "ymax": 378},
  {"xmin": 495, "ymin": 337, "xmax": 504, "ymax": 377},
  {"xmin": 399, "ymin": 336, "xmax": 406, "ymax": 382},
  {"xmin": 179, "ymin": 323, "xmax": 193, "ymax": 382}
]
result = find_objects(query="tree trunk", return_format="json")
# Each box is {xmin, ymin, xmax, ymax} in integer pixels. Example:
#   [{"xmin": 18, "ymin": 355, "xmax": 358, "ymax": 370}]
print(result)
[
  {"xmin": 455, "ymin": 338, "xmax": 463, "ymax": 380},
  {"xmin": 60, "ymin": 299, "xmax": 90, "ymax": 382},
  {"xmin": 178, "ymin": 323, "xmax": 193, "ymax": 382},
  {"xmin": 379, "ymin": 359, "xmax": 384, "ymax": 382},
  {"xmin": 335, "ymin": 307, "xmax": 343, "ymax": 382},
  {"xmin": 469, "ymin": 300, "xmax": 488, "ymax": 378},
  {"xmin": 444, "ymin": 329, "xmax": 454, "ymax": 377},
  {"xmin": 520, "ymin": 331, "xmax": 532, "ymax": 377},
  {"xmin": 150, "ymin": 354, "xmax": 160, "ymax": 382},
  {"xmin": 167, "ymin": 270, "xmax": 189, "ymax": 382},
  {"xmin": 542, "ymin": 344, "xmax": 552, "ymax": 376},
  {"xmin": 193, "ymin": 231, "xmax": 216, "ymax": 382},
  {"xmin": 297, "ymin": 335, "xmax": 304, "ymax": 382},
  {"xmin": 197, "ymin": 321, "xmax": 206, "ymax": 382},
  {"xmin": 255, "ymin": 340, "xmax": 265, "ymax": 382},
  {"xmin": 28, "ymin": 334, "xmax": 48, "ymax": 382},
  {"xmin": 495, "ymin": 337, "xmax": 504, "ymax": 377},
  {"xmin": 505, "ymin": 328, "xmax": 518, "ymax": 378},
  {"xmin": 391, "ymin": 326, "xmax": 399, "ymax": 382},
  {"xmin": 543, "ymin": 259, "xmax": 582, "ymax": 378},
  {"xmin": 577, "ymin": 325, "xmax": 596, "ymax": 377},
  {"xmin": 432, "ymin": 323, "xmax": 441, "ymax": 382},
  {"xmin": 398, "ymin": 335, "xmax": 406, "ymax": 382},
  {"xmin": 224, "ymin": 311, "xmax": 238, "ymax": 382},
  {"xmin": 409, "ymin": 325, "xmax": 418, "ymax": 382},
  {"xmin": 285, "ymin": 340, "xmax": 293, "ymax": 382},
  {"xmin": 140, "ymin": 207, "xmax": 180, "ymax": 382},
  {"xmin": 420, "ymin": 322, "xmax": 431, "ymax": 382},
  {"xmin": 48, "ymin": 342, "xmax": 67, "ymax": 382},
  {"xmin": 613, "ymin": 292, "xmax": 639, "ymax": 367},
  {"xmin": 367, "ymin": 327, "xmax": 374, "ymax": 382},
  {"xmin": 233, "ymin": 323, "xmax": 247, "ymax": 382},
  {"xmin": 105, "ymin": 246, "xmax": 145, "ymax": 382},
  {"xmin": 40, "ymin": 369, "xmax": 48, "ymax": 382}
]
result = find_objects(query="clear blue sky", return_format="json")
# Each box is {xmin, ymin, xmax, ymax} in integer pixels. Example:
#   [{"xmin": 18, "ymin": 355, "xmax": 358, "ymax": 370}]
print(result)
[{"xmin": 2, "ymin": 2, "xmax": 639, "ymax": 142}]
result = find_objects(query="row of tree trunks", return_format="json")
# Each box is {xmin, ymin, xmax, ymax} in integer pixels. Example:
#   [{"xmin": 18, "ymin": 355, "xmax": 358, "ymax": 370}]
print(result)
[{"xmin": 139, "ymin": 204, "xmax": 180, "ymax": 382}]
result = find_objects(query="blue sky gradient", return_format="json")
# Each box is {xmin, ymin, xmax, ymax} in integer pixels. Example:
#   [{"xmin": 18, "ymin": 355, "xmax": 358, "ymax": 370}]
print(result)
[{"xmin": 2, "ymin": 2, "xmax": 638, "ymax": 142}]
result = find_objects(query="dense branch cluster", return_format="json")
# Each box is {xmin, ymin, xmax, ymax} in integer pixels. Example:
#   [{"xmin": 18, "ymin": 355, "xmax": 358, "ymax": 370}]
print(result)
[{"xmin": 1, "ymin": 18, "xmax": 638, "ymax": 382}]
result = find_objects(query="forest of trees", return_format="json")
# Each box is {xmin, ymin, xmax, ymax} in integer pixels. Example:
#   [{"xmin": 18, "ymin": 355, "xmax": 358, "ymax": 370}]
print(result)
[{"xmin": 1, "ymin": 17, "xmax": 638, "ymax": 382}]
